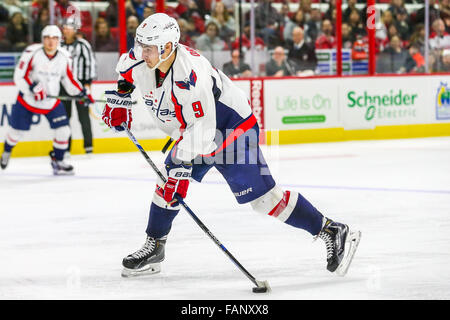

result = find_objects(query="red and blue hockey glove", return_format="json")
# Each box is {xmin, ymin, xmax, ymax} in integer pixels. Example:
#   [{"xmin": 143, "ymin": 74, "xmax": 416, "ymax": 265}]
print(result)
[
  {"xmin": 157, "ymin": 157, "xmax": 192, "ymax": 204},
  {"xmin": 79, "ymin": 88, "xmax": 95, "ymax": 108},
  {"xmin": 30, "ymin": 82, "xmax": 46, "ymax": 101},
  {"xmin": 102, "ymin": 90, "xmax": 133, "ymax": 132}
]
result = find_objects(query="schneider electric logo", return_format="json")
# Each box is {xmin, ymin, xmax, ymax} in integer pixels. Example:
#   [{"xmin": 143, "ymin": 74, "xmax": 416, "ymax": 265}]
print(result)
[
  {"xmin": 275, "ymin": 94, "xmax": 330, "ymax": 124},
  {"xmin": 347, "ymin": 90, "xmax": 418, "ymax": 121},
  {"xmin": 436, "ymin": 82, "xmax": 450, "ymax": 120}
]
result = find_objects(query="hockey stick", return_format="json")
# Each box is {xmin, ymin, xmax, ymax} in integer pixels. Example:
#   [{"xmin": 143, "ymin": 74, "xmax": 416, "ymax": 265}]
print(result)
[
  {"xmin": 121, "ymin": 123, "xmax": 271, "ymax": 293},
  {"xmin": 48, "ymin": 95, "xmax": 138, "ymax": 105}
]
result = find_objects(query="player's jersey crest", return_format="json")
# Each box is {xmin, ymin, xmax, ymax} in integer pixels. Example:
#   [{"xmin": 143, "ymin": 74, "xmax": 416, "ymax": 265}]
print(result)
[{"xmin": 175, "ymin": 70, "xmax": 197, "ymax": 90}]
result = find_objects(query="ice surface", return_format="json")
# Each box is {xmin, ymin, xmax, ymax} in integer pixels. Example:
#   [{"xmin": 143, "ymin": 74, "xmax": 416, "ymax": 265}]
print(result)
[{"xmin": 1, "ymin": 137, "xmax": 450, "ymax": 299}]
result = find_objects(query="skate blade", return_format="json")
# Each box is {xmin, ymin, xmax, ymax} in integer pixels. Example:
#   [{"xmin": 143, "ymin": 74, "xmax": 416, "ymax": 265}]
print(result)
[
  {"xmin": 336, "ymin": 230, "xmax": 361, "ymax": 277},
  {"xmin": 121, "ymin": 263, "xmax": 161, "ymax": 278}
]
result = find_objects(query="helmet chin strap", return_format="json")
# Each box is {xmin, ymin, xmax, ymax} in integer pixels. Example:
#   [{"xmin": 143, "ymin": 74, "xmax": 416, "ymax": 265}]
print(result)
[{"xmin": 148, "ymin": 45, "xmax": 176, "ymax": 71}]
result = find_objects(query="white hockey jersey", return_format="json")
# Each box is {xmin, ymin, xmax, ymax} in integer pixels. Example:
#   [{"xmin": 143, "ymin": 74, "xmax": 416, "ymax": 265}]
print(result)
[
  {"xmin": 14, "ymin": 44, "xmax": 84, "ymax": 114},
  {"xmin": 116, "ymin": 45, "xmax": 254, "ymax": 162}
]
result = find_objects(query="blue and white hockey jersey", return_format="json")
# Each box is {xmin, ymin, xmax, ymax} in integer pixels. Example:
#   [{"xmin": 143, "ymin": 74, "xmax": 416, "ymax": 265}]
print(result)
[{"xmin": 115, "ymin": 44, "xmax": 255, "ymax": 162}]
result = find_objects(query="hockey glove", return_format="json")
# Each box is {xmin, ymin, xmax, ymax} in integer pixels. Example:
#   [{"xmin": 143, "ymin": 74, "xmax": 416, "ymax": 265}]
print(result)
[
  {"xmin": 79, "ymin": 88, "xmax": 95, "ymax": 108},
  {"xmin": 157, "ymin": 157, "xmax": 192, "ymax": 204},
  {"xmin": 30, "ymin": 82, "xmax": 46, "ymax": 101},
  {"xmin": 102, "ymin": 90, "xmax": 133, "ymax": 132}
]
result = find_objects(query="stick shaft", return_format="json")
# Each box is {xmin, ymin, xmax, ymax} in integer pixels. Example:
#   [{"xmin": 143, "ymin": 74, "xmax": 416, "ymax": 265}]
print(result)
[{"xmin": 122, "ymin": 124, "xmax": 260, "ymax": 287}]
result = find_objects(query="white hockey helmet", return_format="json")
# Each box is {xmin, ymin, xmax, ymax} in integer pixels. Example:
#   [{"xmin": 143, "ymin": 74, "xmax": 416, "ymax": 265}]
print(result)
[
  {"xmin": 134, "ymin": 13, "xmax": 180, "ymax": 70},
  {"xmin": 41, "ymin": 25, "xmax": 62, "ymax": 41}
]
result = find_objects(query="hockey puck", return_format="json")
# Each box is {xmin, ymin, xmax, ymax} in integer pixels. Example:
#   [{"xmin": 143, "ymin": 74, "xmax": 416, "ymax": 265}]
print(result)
[{"xmin": 252, "ymin": 286, "xmax": 268, "ymax": 293}]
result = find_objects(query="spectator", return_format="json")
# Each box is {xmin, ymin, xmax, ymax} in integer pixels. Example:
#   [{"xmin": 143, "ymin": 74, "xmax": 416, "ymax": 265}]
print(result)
[
  {"xmin": 143, "ymin": 2, "xmax": 154, "ymax": 20},
  {"xmin": 106, "ymin": 0, "xmax": 118, "ymax": 27},
  {"xmin": 324, "ymin": 0, "xmax": 336, "ymax": 21},
  {"xmin": 388, "ymin": 0, "xmax": 406, "ymax": 17},
  {"xmin": 414, "ymin": 3, "xmax": 440, "ymax": 27},
  {"xmin": 342, "ymin": 22, "xmax": 355, "ymax": 49},
  {"xmin": 178, "ymin": 18, "xmax": 196, "ymax": 48},
  {"xmin": 343, "ymin": 0, "xmax": 359, "ymax": 23},
  {"xmin": 127, "ymin": 15, "xmax": 139, "ymax": 50},
  {"xmin": 394, "ymin": 7, "xmax": 411, "ymax": 41},
  {"xmin": 93, "ymin": 17, "xmax": 118, "ymax": 52},
  {"xmin": 130, "ymin": 0, "xmax": 148, "ymax": 21},
  {"xmin": 279, "ymin": 3, "xmax": 291, "ymax": 29},
  {"xmin": 222, "ymin": 49, "xmax": 252, "ymax": 78},
  {"xmin": 305, "ymin": 8, "xmax": 322, "ymax": 44},
  {"xmin": 429, "ymin": 18, "xmax": 450, "ymax": 51},
  {"xmin": 440, "ymin": 0, "xmax": 450, "ymax": 22},
  {"xmin": 265, "ymin": 46, "xmax": 295, "ymax": 77},
  {"xmin": 409, "ymin": 23, "xmax": 425, "ymax": 54},
  {"xmin": 436, "ymin": 48, "xmax": 450, "ymax": 72},
  {"xmin": 231, "ymin": 23, "xmax": 265, "ymax": 51},
  {"xmin": 284, "ymin": 9, "xmax": 305, "ymax": 43},
  {"xmin": 286, "ymin": 26, "xmax": 317, "ymax": 75},
  {"xmin": 195, "ymin": 20, "xmax": 227, "ymax": 52},
  {"xmin": 0, "ymin": 4, "xmax": 9, "ymax": 24},
  {"xmin": 376, "ymin": 35, "xmax": 409, "ymax": 74},
  {"xmin": 6, "ymin": 12, "xmax": 28, "ymax": 52},
  {"xmin": 405, "ymin": 44, "xmax": 425, "ymax": 73},
  {"xmin": 254, "ymin": 0, "xmax": 282, "ymax": 48},
  {"xmin": 31, "ymin": 0, "xmax": 49, "ymax": 21},
  {"xmin": 208, "ymin": 1, "xmax": 235, "ymax": 44},
  {"xmin": 315, "ymin": 19, "xmax": 336, "ymax": 49},
  {"xmin": 299, "ymin": 0, "xmax": 312, "ymax": 22},
  {"xmin": 348, "ymin": 9, "xmax": 366, "ymax": 38},
  {"xmin": 33, "ymin": 7, "xmax": 50, "ymax": 43}
]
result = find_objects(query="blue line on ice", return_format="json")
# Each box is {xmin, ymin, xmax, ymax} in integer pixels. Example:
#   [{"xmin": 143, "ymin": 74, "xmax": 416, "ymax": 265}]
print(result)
[{"xmin": 3, "ymin": 172, "xmax": 450, "ymax": 195}]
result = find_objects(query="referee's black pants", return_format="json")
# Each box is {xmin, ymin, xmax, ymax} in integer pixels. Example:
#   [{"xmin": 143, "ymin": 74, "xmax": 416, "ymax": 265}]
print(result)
[{"xmin": 60, "ymin": 86, "xmax": 93, "ymax": 153}]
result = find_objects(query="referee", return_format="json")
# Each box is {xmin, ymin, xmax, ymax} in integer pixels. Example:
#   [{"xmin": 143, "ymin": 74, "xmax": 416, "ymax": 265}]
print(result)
[{"xmin": 60, "ymin": 17, "xmax": 97, "ymax": 154}]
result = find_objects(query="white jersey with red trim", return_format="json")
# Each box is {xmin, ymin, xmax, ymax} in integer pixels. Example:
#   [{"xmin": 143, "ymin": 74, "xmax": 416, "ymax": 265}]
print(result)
[
  {"xmin": 116, "ymin": 45, "xmax": 253, "ymax": 162},
  {"xmin": 14, "ymin": 44, "xmax": 84, "ymax": 113}
]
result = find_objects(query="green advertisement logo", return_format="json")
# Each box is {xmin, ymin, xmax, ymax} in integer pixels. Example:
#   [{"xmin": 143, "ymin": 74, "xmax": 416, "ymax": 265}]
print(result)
[
  {"xmin": 347, "ymin": 90, "xmax": 418, "ymax": 121},
  {"xmin": 275, "ymin": 94, "xmax": 330, "ymax": 124}
]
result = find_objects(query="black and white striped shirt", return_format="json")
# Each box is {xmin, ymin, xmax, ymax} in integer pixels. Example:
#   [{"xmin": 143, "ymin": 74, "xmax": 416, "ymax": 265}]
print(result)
[{"xmin": 61, "ymin": 38, "xmax": 97, "ymax": 85}]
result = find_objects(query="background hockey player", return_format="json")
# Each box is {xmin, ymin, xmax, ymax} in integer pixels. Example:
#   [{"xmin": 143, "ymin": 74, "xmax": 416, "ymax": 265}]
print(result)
[
  {"xmin": 60, "ymin": 16, "xmax": 97, "ymax": 155},
  {"xmin": 0, "ymin": 25, "xmax": 93, "ymax": 175},
  {"xmin": 101, "ymin": 14, "xmax": 361, "ymax": 278}
]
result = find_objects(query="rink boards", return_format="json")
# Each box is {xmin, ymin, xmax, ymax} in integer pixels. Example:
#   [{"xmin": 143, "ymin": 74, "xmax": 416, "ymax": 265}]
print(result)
[{"xmin": 1, "ymin": 74, "xmax": 450, "ymax": 157}]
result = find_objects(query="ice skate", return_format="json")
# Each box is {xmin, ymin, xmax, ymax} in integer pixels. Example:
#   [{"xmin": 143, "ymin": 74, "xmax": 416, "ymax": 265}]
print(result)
[
  {"xmin": 121, "ymin": 236, "xmax": 166, "ymax": 277},
  {"xmin": 49, "ymin": 151, "xmax": 74, "ymax": 175},
  {"xmin": 1, "ymin": 151, "xmax": 11, "ymax": 170},
  {"xmin": 316, "ymin": 218, "xmax": 361, "ymax": 276}
]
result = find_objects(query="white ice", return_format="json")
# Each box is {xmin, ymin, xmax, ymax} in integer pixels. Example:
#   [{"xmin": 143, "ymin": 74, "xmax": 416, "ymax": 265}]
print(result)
[{"xmin": 1, "ymin": 137, "xmax": 450, "ymax": 300}]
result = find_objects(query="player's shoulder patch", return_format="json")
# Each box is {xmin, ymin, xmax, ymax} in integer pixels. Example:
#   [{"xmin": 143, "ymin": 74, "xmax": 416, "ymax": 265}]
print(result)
[{"xmin": 175, "ymin": 69, "xmax": 198, "ymax": 90}]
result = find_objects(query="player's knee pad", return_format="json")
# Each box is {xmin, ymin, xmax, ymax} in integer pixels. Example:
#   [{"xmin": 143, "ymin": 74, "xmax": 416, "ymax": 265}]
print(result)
[
  {"xmin": 5, "ymin": 128, "xmax": 24, "ymax": 146},
  {"xmin": 250, "ymin": 185, "xmax": 299, "ymax": 222},
  {"xmin": 53, "ymin": 125, "xmax": 71, "ymax": 150}
]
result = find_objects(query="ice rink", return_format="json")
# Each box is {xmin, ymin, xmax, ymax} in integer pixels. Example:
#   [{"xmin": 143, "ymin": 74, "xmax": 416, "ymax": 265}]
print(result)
[{"xmin": 1, "ymin": 136, "xmax": 450, "ymax": 300}]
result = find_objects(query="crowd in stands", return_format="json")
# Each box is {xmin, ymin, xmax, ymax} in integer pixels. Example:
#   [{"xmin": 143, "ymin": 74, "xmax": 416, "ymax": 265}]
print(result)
[{"xmin": 1, "ymin": 0, "xmax": 450, "ymax": 76}]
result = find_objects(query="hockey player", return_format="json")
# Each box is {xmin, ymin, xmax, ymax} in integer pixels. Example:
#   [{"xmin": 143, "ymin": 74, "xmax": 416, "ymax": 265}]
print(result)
[
  {"xmin": 102, "ymin": 14, "xmax": 361, "ymax": 278},
  {"xmin": 0, "ymin": 25, "xmax": 93, "ymax": 175}
]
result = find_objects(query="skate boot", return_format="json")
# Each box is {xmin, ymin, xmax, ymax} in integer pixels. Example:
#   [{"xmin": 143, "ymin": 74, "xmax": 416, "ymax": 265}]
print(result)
[
  {"xmin": 1, "ymin": 151, "xmax": 11, "ymax": 170},
  {"xmin": 122, "ymin": 236, "xmax": 167, "ymax": 277},
  {"xmin": 49, "ymin": 151, "xmax": 74, "ymax": 175},
  {"xmin": 316, "ymin": 218, "xmax": 361, "ymax": 276}
]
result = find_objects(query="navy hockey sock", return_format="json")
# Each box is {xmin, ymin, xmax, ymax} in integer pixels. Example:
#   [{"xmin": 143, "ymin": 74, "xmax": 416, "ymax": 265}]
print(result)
[
  {"xmin": 146, "ymin": 202, "xmax": 180, "ymax": 239},
  {"xmin": 284, "ymin": 192, "xmax": 324, "ymax": 236},
  {"xmin": 3, "ymin": 142, "xmax": 14, "ymax": 153},
  {"xmin": 53, "ymin": 147, "xmax": 65, "ymax": 161}
]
